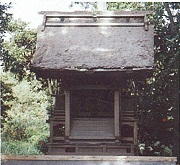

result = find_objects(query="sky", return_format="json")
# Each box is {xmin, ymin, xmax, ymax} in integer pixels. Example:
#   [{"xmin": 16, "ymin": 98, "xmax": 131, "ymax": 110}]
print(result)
[
  {"xmin": 2, "ymin": 0, "xmax": 86, "ymax": 29},
  {"xmin": 2, "ymin": 0, "xmax": 108, "ymax": 29},
  {"xmin": 2, "ymin": 0, "xmax": 175, "ymax": 29}
]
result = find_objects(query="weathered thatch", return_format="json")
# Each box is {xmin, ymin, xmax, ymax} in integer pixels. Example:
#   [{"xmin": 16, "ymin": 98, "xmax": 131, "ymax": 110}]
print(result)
[{"xmin": 31, "ymin": 11, "xmax": 154, "ymax": 78}]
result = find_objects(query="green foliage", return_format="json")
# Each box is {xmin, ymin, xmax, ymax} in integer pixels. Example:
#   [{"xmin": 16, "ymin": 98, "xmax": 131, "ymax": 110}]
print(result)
[
  {"xmin": 138, "ymin": 142, "xmax": 173, "ymax": 156},
  {"xmin": 107, "ymin": 2, "xmax": 154, "ymax": 11},
  {"xmin": 107, "ymin": 2, "xmax": 179, "ymax": 157},
  {"xmin": 2, "ymin": 19, "xmax": 37, "ymax": 79},
  {"xmin": 0, "ymin": 2, "xmax": 12, "ymax": 43},
  {"xmin": 137, "ymin": 2, "xmax": 179, "ymax": 157},
  {"xmin": 1, "ymin": 72, "xmax": 50, "ymax": 154},
  {"xmin": 1, "ymin": 14, "xmax": 50, "ymax": 155},
  {"xmin": 1, "ymin": 140, "xmax": 42, "ymax": 155}
]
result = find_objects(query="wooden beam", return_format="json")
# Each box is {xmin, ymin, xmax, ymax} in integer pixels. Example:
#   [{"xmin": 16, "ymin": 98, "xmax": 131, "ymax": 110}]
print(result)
[
  {"xmin": 40, "ymin": 13, "xmax": 47, "ymax": 31},
  {"xmin": 46, "ymin": 22, "xmax": 144, "ymax": 27},
  {"xmin": 114, "ymin": 89, "xmax": 120, "ymax": 141},
  {"xmin": 65, "ymin": 90, "xmax": 70, "ymax": 138},
  {"xmin": 1, "ymin": 155, "xmax": 177, "ymax": 162},
  {"xmin": 38, "ymin": 10, "xmax": 151, "ymax": 17},
  {"xmin": 70, "ymin": 85, "xmax": 114, "ymax": 90}
]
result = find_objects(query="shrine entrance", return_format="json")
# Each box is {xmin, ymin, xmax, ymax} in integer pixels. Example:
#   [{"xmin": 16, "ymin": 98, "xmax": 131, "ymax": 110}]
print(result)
[{"xmin": 70, "ymin": 89, "xmax": 114, "ymax": 140}]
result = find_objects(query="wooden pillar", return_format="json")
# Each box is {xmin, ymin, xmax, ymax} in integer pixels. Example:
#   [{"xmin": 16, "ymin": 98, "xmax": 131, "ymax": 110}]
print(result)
[
  {"xmin": 65, "ymin": 90, "xmax": 70, "ymax": 140},
  {"xmin": 114, "ymin": 89, "xmax": 120, "ymax": 142},
  {"xmin": 50, "ymin": 121, "xmax": 53, "ymax": 143},
  {"xmin": 134, "ymin": 122, "xmax": 138, "ymax": 145}
]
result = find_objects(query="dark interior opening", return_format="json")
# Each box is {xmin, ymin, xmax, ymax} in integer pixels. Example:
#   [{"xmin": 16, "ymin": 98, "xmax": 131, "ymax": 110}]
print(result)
[
  {"xmin": 121, "ymin": 124, "xmax": 134, "ymax": 137},
  {"xmin": 53, "ymin": 124, "xmax": 65, "ymax": 136},
  {"xmin": 71, "ymin": 90, "xmax": 114, "ymax": 118},
  {"xmin": 65, "ymin": 147, "xmax": 75, "ymax": 152}
]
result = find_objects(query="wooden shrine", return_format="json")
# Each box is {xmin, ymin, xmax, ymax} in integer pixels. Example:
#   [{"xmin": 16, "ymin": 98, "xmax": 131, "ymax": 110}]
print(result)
[{"xmin": 31, "ymin": 11, "xmax": 154, "ymax": 155}]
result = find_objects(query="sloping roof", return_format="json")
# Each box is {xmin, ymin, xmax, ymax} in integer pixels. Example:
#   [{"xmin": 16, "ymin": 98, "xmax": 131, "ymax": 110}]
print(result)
[{"xmin": 31, "ymin": 11, "xmax": 154, "ymax": 77}]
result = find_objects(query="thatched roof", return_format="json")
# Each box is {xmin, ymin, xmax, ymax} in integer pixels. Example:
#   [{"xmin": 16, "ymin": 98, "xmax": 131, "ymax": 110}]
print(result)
[{"xmin": 31, "ymin": 11, "xmax": 154, "ymax": 78}]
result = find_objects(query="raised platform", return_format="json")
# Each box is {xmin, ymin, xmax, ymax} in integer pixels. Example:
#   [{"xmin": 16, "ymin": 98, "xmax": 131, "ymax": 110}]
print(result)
[{"xmin": 1, "ymin": 155, "xmax": 177, "ymax": 165}]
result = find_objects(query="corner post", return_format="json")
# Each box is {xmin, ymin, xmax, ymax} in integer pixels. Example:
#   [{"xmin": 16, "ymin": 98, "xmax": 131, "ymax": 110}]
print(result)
[
  {"xmin": 65, "ymin": 90, "xmax": 70, "ymax": 141},
  {"xmin": 114, "ymin": 89, "xmax": 120, "ymax": 142}
]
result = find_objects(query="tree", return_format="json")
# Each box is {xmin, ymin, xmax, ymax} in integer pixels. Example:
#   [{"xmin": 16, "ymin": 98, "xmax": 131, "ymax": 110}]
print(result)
[
  {"xmin": 1, "ymin": 9, "xmax": 50, "ymax": 154},
  {"xmin": 146, "ymin": 2, "xmax": 179, "ymax": 159},
  {"xmin": 2, "ymin": 19, "xmax": 37, "ymax": 80},
  {"xmin": 1, "ymin": 19, "xmax": 39, "ymax": 116},
  {"xmin": 107, "ymin": 2, "xmax": 179, "ymax": 158},
  {"xmin": 1, "ymin": 72, "xmax": 50, "ymax": 155},
  {"xmin": 0, "ymin": 2, "xmax": 12, "ymax": 50}
]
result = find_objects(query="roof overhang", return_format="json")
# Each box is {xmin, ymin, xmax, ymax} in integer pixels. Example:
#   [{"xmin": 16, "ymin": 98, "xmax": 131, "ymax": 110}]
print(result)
[
  {"xmin": 31, "ymin": 11, "xmax": 154, "ymax": 79},
  {"xmin": 31, "ymin": 67, "xmax": 153, "ymax": 80}
]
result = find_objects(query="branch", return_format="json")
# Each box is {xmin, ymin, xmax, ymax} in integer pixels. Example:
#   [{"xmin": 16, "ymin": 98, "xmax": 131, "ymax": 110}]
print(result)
[{"xmin": 163, "ymin": 2, "xmax": 175, "ymax": 31}]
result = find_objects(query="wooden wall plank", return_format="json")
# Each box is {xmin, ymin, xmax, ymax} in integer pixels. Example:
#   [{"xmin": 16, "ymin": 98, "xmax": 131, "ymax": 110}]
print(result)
[{"xmin": 70, "ymin": 118, "xmax": 114, "ymax": 139}]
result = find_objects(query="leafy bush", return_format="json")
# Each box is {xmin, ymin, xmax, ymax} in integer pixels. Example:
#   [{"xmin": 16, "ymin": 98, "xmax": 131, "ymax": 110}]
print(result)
[
  {"xmin": 138, "ymin": 142, "xmax": 173, "ymax": 156},
  {"xmin": 1, "ymin": 140, "xmax": 42, "ymax": 155},
  {"xmin": 1, "ymin": 72, "xmax": 50, "ymax": 155},
  {"xmin": 1, "ymin": 7, "xmax": 50, "ymax": 155}
]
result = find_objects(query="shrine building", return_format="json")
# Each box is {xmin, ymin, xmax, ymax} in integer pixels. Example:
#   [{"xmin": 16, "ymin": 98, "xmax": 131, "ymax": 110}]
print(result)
[{"xmin": 31, "ymin": 11, "xmax": 154, "ymax": 155}]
